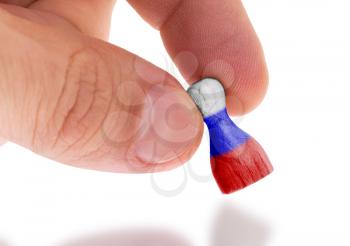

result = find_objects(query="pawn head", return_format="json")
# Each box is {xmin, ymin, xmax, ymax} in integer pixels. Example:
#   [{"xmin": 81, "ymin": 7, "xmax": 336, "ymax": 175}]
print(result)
[{"xmin": 187, "ymin": 78, "xmax": 226, "ymax": 117}]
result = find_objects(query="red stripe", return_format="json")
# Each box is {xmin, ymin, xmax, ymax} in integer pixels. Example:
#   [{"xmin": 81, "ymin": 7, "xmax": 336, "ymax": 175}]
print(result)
[{"xmin": 210, "ymin": 138, "xmax": 273, "ymax": 194}]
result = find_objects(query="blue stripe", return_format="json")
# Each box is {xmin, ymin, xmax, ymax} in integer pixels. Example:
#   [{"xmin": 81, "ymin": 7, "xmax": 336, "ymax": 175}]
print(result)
[{"xmin": 204, "ymin": 108, "xmax": 250, "ymax": 157}]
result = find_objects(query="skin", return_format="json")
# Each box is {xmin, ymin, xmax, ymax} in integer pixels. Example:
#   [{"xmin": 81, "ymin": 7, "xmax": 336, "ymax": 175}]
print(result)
[{"xmin": 0, "ymin": 0, "xmax": 268, "ymax": 173}]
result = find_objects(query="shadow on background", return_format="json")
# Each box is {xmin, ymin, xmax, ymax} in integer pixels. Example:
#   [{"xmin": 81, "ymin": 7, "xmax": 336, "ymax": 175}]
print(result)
[
  {"xmin": 56, "ymin": 203, "xmax": 271, "ymax": 246},
  {"xmin": 0, "ymin": 239, "xmax": 11, "ymax": 246},
  {"xmin": 58, "ymin": 228, "xmax": 192, "ymax": 246},
  {"xmin": 211, "ymin": 203, "xmax": 271, "ymax": 246}
]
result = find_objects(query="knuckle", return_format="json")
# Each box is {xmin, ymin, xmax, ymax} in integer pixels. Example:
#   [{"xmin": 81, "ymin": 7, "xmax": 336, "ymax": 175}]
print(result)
[{"xmin": 37, "ymin": 47, "xmax": 114, "ymax": 158}]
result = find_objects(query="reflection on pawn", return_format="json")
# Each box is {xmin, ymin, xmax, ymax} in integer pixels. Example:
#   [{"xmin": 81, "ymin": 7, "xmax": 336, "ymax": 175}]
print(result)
[{"xmin": 187, "ymin": 78, "xmax": 273, "ymax": 194}]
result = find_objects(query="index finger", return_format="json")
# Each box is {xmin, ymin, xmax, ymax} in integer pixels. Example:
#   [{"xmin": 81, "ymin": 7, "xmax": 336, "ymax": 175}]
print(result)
[{"xmin": 128, "ymin": 0, "xmax": 268, "ymax": 116}]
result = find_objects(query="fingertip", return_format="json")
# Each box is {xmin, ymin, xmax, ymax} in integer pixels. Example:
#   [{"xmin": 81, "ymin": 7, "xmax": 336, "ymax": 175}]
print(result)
[
  {"xmin": 226, "ymin": 56, "xmax": 269, "ymax": 116},
  {"xmin": 97, "ymin": 53, "xmax": 204, "ymax": 173},
  {"xmin": 132, "ymin": 83, "xmax": 203, "ymax": 169}
]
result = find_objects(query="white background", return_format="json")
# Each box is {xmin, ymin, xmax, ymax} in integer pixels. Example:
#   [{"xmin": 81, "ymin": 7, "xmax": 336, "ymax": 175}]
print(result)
[{"xmin": 1, "ymin": 0, "xmax": 350, "ymax": 245}]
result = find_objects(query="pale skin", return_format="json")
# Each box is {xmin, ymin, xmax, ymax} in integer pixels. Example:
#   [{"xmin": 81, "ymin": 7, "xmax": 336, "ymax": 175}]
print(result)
[{"xmin": 0, "ymin": 0, "xmax": 268, "ymax": 173}]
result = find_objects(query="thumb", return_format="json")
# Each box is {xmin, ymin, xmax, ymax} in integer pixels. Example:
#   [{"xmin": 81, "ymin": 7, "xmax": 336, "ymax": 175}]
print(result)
[{"xmin": 0, "ymin": 6, "xmax": 202, "ymax": 173}]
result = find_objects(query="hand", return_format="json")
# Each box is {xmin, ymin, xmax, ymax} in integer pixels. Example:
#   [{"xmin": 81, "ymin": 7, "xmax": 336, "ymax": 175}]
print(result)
[{"xmin": 0, "ymin": 0, "xmax": 268, "ymax": 173}]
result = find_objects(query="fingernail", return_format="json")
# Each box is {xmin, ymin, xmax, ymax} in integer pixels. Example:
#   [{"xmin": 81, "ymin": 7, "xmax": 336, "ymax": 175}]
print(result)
[{"xmin": 135, "ymin": 85, "xmax": 202, "ymax": 164}]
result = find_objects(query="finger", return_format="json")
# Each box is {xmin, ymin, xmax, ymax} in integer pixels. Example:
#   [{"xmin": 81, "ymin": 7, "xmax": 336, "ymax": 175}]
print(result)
[
  {"xmin": 29, "ymin": 0, "xmax": 116, "ymax": 40},
  {"xmin": 0, "ymin": 0, "xmax": 35, "ymax": 6},
  {"xmin": 0, "ymin": 6, "xmax": 203, "ymax": 173},
  {"xmin": 128, "ymin": 0, "xmax": 268, "ymax": 115}
]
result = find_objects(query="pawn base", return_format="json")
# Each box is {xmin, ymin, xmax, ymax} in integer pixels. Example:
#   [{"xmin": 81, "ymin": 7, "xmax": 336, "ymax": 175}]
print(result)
[{"xmin": 210, "ymin": 138, "xmax": 273, "ymax": 194}]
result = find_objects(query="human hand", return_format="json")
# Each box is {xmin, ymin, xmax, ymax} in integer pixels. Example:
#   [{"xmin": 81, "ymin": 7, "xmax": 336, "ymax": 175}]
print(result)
[{"xmin": 0, "ymin": 0, "xmax": 268, "ymax": 173}]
